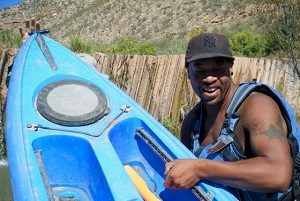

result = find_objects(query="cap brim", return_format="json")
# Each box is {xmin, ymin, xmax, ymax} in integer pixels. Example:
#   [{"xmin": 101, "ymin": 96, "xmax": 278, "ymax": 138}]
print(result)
[{"xmin": 186, "ymin": 53, "xmax": 235, "ymax": 62}]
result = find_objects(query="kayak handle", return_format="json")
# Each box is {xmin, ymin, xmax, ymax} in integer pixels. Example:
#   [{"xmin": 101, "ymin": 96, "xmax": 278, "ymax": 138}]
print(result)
[{"xmin": 29, "ymin": 29, "xmax": 50, "ymax": 35}]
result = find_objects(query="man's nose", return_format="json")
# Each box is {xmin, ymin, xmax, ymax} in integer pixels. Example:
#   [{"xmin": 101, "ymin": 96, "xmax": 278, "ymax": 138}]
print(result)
[{"xmin": 202, "ymin": 74, "xmax": 218, "ymax": 83}]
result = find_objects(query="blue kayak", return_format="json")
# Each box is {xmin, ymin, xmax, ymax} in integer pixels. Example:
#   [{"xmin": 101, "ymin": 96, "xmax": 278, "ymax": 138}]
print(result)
[{"xmin": 5, "ymin": 32, "xmax": 238, "ymax": 201}]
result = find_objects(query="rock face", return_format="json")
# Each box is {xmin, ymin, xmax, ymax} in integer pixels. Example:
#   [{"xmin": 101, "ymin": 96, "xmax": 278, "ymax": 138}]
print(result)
[{"xmin": 0, "ymin": 0, "xmax": 254, "ymax": 45}]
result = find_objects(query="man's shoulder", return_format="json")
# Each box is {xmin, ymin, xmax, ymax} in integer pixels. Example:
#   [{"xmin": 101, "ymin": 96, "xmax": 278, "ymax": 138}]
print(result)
[
  {"xmin": 234, "ymin": 82, "xmax": 282, "ymax": 115},
  {"xmin": 241, "ymin": 91, "xmax": 278, "ymax": 111},
  {"xmin": 238, "ymin": 91, "xmax": 285, "ymax": 129}
]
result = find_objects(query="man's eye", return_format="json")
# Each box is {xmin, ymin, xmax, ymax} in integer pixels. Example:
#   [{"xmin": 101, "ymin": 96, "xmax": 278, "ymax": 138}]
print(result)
[
  {"xmin": 216, "ymin": 61, "xmax": 225, "ymax": 65},
  {"xmin": 215, "ymin": 68, "xmax": 226, "ymax": 72},
  {"xmin": 194, "ymin": 70, "xmax": 205, "ymax": 75}
]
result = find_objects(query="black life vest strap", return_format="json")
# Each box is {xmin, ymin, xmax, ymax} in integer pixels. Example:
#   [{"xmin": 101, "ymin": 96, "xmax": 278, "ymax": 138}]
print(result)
[
  {"xmin": 222, "ymin": 82, "xmax": 260, "ymax": 159},
  {"xmin": 225, "ymin": 83, "xmax": 256, "ymax": 119},
  {"xmin": 180, "ymin": 102, "xmax": 202, "ymax": 151}
]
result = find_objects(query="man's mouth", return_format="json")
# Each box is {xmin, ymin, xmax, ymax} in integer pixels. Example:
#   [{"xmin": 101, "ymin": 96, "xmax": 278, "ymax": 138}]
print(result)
[
  {"xmin": 202, "ymin": 86, "xmax": 218, "ymax": 93},
  {"xmin": 201, "ymin": 86, "xmax": 220, "ymax": 102}
]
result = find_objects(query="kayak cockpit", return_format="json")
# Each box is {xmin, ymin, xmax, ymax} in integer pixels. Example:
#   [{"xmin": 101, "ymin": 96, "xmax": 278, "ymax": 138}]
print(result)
[
  {"xmin": 32, "ymin": 135, "xmax": 113, "ymax": 201},
  {"xmin": 109, "ymin": 117, "xmax": 204, "ymax": 201}
]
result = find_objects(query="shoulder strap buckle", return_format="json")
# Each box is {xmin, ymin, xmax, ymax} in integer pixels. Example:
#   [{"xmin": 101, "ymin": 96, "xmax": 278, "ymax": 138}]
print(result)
[{"xmin": 207, "ymin": 135, "xmax": 233, "ymax": 153}]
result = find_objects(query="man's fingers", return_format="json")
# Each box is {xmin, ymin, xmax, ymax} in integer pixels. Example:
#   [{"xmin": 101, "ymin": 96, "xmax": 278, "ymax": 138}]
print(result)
[
  {"xmin": 30, "ymin": 18, "xmax": 36, "ymax": 28},
  {"xmin": 164, "ymin": 162, "xmax": 174, "ymax": 175},
  {"xmin": 20, "ymin": 18, "xmax": 42, "ymax": 42},
  {"xmin": 163, "ymin": 176, "xmax": 172, "ymax": 188},
  {"xmin": 18, "ymin": 27, "xmax": 25, "ymax": 37},
  {"xmin": 25, "ymin": 19, "xmax": 30, "ymax": 29},
  {"xmin": 30, "ymin": 18, "xmax": 36, "ymax": 32},
  {"xmin": 36, "ymin": 22, "xmax": 40, "ymax": 31}
]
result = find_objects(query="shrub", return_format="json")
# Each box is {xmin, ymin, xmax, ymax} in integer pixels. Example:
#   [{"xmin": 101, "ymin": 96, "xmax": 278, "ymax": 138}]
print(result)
[
  {"xmin": 69, "ymin": 36, "xmax": 92, "ymax": 53},
  {"xmin": 229, "ymin": 30, "xmax": 271, "ymax": 57},
  {"xmin": 0, "ymin": 29, "xmax": 22, "ymax": 48},
  {"xmin": 108, "ymin": 37, "xmax": 156, "ymax": 55},
  {"xmin": 162, "ymin": 116, "xmax": 180, "ymax": 137}
]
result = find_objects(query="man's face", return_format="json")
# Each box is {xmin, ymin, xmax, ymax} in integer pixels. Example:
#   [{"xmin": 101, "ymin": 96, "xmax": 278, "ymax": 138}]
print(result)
[{"xmin": 188, "ymin": 57, "xmax": 233, "ymax": 106}]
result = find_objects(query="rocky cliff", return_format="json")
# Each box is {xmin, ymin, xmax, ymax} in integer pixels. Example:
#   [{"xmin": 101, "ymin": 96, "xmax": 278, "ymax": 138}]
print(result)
[{"xmin": 0, "ymin": 0, "xmax": 256, "ymax": 45}]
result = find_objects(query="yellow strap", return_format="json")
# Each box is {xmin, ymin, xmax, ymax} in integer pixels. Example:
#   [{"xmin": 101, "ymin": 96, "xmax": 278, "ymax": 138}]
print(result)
[{"xmin": 124, "ymin": 165, "xmax": 161, "ymax": 201}]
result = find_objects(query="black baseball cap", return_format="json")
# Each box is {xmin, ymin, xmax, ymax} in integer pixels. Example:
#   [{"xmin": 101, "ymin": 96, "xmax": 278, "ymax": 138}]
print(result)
[{"xmin": 185, "ymin": 33, "xmax": 234, "ymax": 65}]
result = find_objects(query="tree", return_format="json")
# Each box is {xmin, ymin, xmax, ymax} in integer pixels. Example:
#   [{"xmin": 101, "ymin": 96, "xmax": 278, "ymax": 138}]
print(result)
[{"xmin": 250, "ymin": 0, "xmax": 300, "ymax": 77}]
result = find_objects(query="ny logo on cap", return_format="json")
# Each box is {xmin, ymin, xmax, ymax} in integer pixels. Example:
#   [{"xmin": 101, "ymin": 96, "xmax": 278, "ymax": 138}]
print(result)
[{"xmin": 204, "ymin": 36, "xmax": 216, "ymax": 48}]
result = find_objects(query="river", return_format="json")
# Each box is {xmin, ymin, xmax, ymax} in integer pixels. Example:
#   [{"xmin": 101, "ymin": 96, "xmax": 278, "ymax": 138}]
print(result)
[{"xmin": 0, "ymin": 159, "xmax": 13, "ymax": 201}]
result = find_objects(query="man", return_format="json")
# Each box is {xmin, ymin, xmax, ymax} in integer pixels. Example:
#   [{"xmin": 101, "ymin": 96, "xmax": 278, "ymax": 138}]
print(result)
[{"xmin": 164, "ymin": 33, "xmax": 299, "ymax": 200}]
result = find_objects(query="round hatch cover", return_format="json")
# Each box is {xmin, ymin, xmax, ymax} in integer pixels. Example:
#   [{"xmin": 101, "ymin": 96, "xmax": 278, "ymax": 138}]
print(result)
[{"xmin": 37, "ymin": 80, "xmax": 109, "ymax": 126}]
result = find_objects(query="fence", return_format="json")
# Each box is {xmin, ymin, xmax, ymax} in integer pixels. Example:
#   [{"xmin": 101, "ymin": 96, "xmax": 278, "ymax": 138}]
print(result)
[
  {"xmin": 94, "ymin": 54, "xmax": 300, "ymax": 127},
  {"xmin": 0, "ymin": 49, "xmax": 299, "ymax": 135}
]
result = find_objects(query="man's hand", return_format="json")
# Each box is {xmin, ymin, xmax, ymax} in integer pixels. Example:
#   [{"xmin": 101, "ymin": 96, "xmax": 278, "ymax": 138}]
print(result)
[
  {"xmin": 164, "ymin": 159, "xmax": 202, "ymax": 189},
  {"xmin": 18, "ymin": 18, "xmax": 41, "ymax": 42}
]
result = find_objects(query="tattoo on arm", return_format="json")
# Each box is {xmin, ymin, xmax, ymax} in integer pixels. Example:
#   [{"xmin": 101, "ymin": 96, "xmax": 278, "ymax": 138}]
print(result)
[
  {"xmin": 251, "ymin": 115, "xmax": 286, "ymax": 140},
  {"xmin": 263, "ymin": 124, "xmax": 285, "ymax": 140}
]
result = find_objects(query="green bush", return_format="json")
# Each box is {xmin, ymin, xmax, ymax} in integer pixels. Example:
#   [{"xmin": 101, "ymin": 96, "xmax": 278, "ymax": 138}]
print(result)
[
  {"xmin": 162, "ymin": 116, "xmax": 180, "ymax": 137},
  {"xmin": 229, "ymin": 30, "xmax": 271, "ymax": 57},
  {"xmin": 67, "ymin": 36, "xmax": 156, "ymax": 55},
  {"xmin": 108, "ymin": 37, "xmax": 156, "ymax": 55},
  {"xmin": 69, "ymin": 36, "xmax": 92, "ymax": 53},
  {"xmin": 0, "ymin": 29, "xmax": 22, "ymax": 48},
  {"xmin": 66, "ymin": 29, "xmax": 274, "ymax": 58}
]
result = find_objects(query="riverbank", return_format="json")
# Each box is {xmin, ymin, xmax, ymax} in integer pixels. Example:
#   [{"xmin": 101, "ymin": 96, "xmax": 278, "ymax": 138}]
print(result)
[{"xmin": 0, "ymin": 159, "xmax": 13, "ymax": 201}]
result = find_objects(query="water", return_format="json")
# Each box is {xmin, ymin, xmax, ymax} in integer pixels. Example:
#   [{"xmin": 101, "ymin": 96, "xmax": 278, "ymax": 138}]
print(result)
[{"xmin": 0, "ymin": 159, "xmax": 13, "ymax": 201}]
